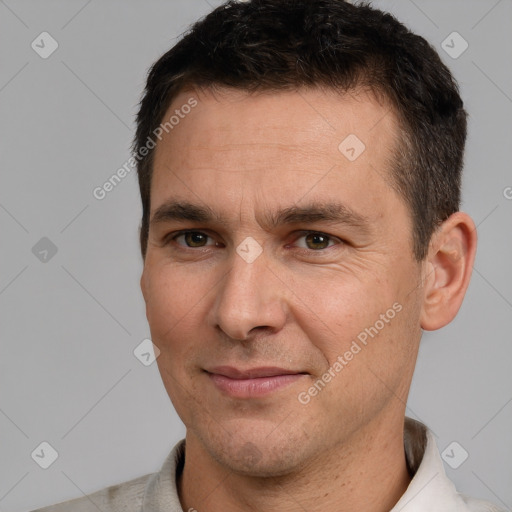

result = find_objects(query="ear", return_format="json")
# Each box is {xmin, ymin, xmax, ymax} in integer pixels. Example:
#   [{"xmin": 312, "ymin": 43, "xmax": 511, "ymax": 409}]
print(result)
[{"xmin": 420, "ymin": 212, "xmax": 477, "ymax": 331}]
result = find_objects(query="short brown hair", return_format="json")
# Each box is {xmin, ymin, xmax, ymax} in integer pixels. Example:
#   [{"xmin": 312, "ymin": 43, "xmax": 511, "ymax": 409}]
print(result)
[{"xmin": 134, "ymin": 0, "xmax": 467, "ymax": 260}]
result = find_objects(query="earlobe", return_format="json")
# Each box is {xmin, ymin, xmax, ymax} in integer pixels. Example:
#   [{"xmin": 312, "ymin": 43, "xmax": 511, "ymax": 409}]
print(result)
[{"xmin": 420, "ymin": 212, "xmax": 477, "ymax": 331}]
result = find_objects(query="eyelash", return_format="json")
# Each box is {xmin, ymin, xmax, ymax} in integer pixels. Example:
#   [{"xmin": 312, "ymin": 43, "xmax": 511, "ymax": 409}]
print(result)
[{"xmin": 165, "ymin": 230, "xmax": 343, "ymax": 252}]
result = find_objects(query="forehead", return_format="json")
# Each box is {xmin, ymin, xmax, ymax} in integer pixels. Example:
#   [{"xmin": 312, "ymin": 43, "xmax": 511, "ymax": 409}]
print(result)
[
  {"xmin": 150, "ymin": 86, "xmax": 402, "ymax": 224},
  {"xmin": 157, "ymin": 86, "xmax": 396, "ymax": 167}
]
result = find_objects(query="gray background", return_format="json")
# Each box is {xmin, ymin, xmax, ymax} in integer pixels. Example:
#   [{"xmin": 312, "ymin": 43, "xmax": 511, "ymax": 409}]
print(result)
[{"xmin": 0, "ymin": 1, "xmax": 511, "ymax": 510}]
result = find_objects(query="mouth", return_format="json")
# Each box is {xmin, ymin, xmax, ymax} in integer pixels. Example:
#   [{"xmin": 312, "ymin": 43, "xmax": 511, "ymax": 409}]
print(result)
[{"xmin": 205, "ymin": 366, "xmax": 309, "ymax": 398}]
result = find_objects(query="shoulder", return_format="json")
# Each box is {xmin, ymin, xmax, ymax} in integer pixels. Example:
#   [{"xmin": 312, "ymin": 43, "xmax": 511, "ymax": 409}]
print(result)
[
  {"xmin": 401, "ymin": 419, "xmax": 507, "ymax": 512},
  {"xmin": 30, "ymin": 440, "xmax": 186, "ymax": 512},
  {"xmin": 461, "ymin": 494, "xmax": 509, "ymax": 512},
  {"xmin": 29, "ymin": 473, "xmax": 152, "ymax": 512}
]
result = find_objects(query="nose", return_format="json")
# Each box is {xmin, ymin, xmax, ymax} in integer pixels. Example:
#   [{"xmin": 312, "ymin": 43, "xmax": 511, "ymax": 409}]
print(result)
[{"xmin": 209, "ymin": 245, "xmax": 288, "ymax": 341}]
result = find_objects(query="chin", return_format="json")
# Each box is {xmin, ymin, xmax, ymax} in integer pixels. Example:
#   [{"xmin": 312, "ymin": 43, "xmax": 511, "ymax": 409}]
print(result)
[{"xmin": 198, "ymin": 421, "xmax": 315, "ymax": 478}]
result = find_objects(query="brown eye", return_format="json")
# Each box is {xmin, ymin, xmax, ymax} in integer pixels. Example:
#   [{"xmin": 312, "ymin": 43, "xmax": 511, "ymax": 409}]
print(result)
[
  {"xmin": 184, "ymin": 232, "xmax": 208, "ymax": 247},
  {"xmin": 171, "ymin": 231, "xmax": 214, "ymax": 248},
  {"xmin": 289, "ymin": 231, "xmax": 342, "ymax": 252},
  {"xmin": 304, "ymin": 232, "xmax": 332, "ymax": 250}
]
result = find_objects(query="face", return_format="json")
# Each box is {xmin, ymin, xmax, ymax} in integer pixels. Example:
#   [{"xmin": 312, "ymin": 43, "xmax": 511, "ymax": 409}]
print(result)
[{"xmin": 141, "ymin": 86, "xmax": 425, "ymax": 476}]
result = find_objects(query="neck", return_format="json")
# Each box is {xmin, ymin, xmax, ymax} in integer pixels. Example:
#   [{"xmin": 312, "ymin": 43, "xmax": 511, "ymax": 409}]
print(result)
[{"xmin": 178, "ymin": 415, "xmax": 412, "ymax": 512}]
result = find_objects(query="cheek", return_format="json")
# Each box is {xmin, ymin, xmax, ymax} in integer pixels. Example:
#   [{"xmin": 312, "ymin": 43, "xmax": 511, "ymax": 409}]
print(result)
[
  {"xmin": 143, "ymin": 261, "xmax": 213, "ymax": 340},
  {"xmin": 292, "ymin": 268, "xmax": 401, "ymax": 362},
  {"xmin": 144, "ymin": 262, "xmax": 216, "ymax": 420}
]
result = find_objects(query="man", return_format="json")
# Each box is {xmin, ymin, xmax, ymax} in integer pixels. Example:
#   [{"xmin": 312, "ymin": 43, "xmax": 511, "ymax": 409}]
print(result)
[{"xmin": 33, "ymin": 0, "xmax": 505, "ymax": 511}]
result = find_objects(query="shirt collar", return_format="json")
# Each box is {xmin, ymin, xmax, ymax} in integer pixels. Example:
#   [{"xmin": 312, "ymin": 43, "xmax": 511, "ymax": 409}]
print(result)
[{"xmin": 391, "ymin": 417, "xmax": 463, "ymax": 511}]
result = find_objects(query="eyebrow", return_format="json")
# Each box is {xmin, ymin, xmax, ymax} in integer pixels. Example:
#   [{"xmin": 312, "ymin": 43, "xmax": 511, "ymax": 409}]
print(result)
[
  {"xmin": 151, "ymin": 201, "xmax": 222, "ymax": 225},
  {"xmin": 263, "ymin": 202, "xmax": 369, "ymax": 231},
  {"xmin": 150, "ymin": 199, "xmax": 370, "ymax": 232}
]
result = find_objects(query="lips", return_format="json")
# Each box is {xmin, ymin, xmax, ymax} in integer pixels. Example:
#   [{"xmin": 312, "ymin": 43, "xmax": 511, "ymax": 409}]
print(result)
[
  {"xmin": 205, "ymin": 366, "xmax": 308, "ymax": 398},
  {"xmin": 207, "ymin": 366, "xmax": 303, "ymax": 379}
]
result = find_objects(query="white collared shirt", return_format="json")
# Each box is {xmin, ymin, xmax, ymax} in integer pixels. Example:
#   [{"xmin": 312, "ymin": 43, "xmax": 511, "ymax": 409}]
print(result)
[{"xmin": 32, "ymin": 418, "xmax": 505, "ymax": 512}]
